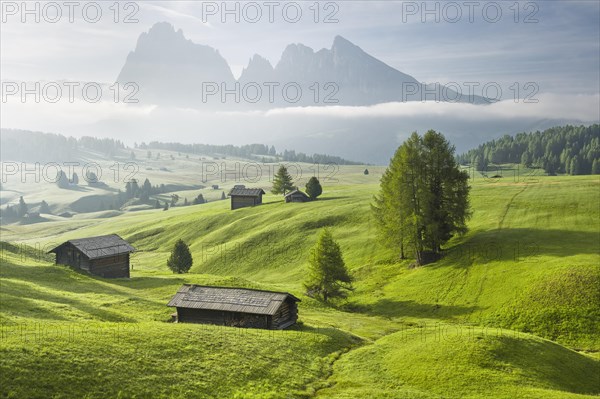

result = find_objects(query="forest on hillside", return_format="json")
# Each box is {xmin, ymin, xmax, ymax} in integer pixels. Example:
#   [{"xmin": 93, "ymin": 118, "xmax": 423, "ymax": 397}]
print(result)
[
  {"xmin": 0, "ymin": 129, "xmax": 360, "ymax": 166},
  {"xmin": 457, "ymin": 124, "xmax": 600, "ymax": 175},
  {"xmin": 0, "ymin": 129, "xmax": 125, "ymax": 162},
  {"xmin": 139, "ymin": 141, "xmax": 361, "ymax": 165}
]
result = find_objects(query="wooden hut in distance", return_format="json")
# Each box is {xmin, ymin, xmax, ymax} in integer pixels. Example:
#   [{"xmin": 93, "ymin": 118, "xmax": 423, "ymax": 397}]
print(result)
[
  {"xmin": 228, "ymin": 186, "xmax": 265, "ymax": 210},
  {"xmin": 48, "ymin": 234, "xmax": 135, "ymax": 278},
  {"xmin": 167, "ymin": 285, "xmax": 300, "ymax": 329},
  {"xmin": 284, "ymin": 189, "xmax": 310, "ymax": 203}
]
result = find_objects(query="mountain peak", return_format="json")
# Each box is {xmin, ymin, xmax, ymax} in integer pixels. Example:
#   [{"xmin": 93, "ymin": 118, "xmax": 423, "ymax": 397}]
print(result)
[
  {"xmin": 145, "ymin": 21, "xmax": 184, "ymax": 39},
  {"xmin": 239, "ymin": 54, "xmax": 274, "ymax": 82},
  {"xmin": 332, "ymin": 35, "xmax": 363, "ymax": 56},
  {"xmin": 333, "ymin": 35, "xmax": 353, "ymax": 47}
]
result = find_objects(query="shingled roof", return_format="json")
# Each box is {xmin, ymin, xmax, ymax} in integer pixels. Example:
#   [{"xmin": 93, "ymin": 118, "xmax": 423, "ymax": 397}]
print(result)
[
  {"xmin": 48, "ymin": 234, "xmax": 135, "ymax": 260},
  {"xmin": 167, "ymin": 285, "xmax": 300, "ymax": 315},
  {"xmin": 229, "ymin": 187, "xmax": 265, "ymax": 197},
  {"xmin": 284, "ymin": 189, "xmax": 309, "ymax": 198}
]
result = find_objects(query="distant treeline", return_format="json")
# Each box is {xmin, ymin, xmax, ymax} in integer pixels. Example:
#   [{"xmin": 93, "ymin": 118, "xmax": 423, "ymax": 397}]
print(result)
[
  {"xmin": 0, "ymin": 129, "xmax": 125, "ymax": 162},
  {"xmin": 139, "ymin": 141, "xmax": 361, "ymax": 165},
  {"xmin": 457, "ymin": 124, "xmax": 600, "ymax": 175}
]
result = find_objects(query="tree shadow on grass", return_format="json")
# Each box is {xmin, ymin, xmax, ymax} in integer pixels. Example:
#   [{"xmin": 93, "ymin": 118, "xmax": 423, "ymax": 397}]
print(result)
[
  {"xmin": 0, "ymin": 279, "xmax": 137, "ymax": 322},
  {"xmin": 1, "ymin": 261, "xmax": 177, "ymax": 313},
  {"xmin": 313, "ymin": 196, "xmax": 350, "ymax": 201},
  {"xmin": 109, "ymin": 275, "xmax": 187, "ymax": 291},
  {"xmin": 443, "ymin": 228, "xmax": 599, "ymax": 268},
  {"xmin": 342, "ymin": 298, "xmax": 478, "ymax": 320}
]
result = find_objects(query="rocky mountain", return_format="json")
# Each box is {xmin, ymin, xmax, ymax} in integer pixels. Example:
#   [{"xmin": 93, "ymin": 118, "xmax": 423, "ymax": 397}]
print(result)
[
  {"xmin": 116, "ymin": 22, "xmax": 234, "ymax": 106},
  {"xmin": 117, "ymin": 22, "xmax": 488, "ymax": 107}
]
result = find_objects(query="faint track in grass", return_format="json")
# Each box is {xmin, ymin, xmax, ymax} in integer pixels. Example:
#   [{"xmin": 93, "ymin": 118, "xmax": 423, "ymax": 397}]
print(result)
[{"xmin": 498, "ymin": 184, "xmax": 529, "ymax": 229}]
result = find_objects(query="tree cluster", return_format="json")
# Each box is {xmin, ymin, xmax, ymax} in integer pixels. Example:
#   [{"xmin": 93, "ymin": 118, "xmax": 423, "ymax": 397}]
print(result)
[
  {"xmin": 373, "ymin": 130, "xmax": 471, "ymax": 265},
  {"xmin": 1, "ymin": 197, "xmax": 53, "ymax": 221},
  {"xmin": 457, "ymin": 124, "xmax": 599, "ymax": 175},
  {"xmin": 0, "ymin": 129, "xmax": 125, "ymax": 163},
  {"xmin": 138, "ymin": 141, "xmax": 360, "ymax": 165}
]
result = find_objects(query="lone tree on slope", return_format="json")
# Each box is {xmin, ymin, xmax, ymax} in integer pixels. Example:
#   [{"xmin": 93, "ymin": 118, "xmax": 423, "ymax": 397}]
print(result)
[
  {"xmin": 305, "ymin": 176, "xmax": 323, "ymax": 200},
  {"xmin": 272, "ymin": 165, "xmax": 294, "ymax": 195},
  {"xmin": 304, "ymin": 228, "xmax": 353, "ymax": 303},
  {"xmin": 167, "ymin": 239, "xmax": 193, "ymax": 274}
]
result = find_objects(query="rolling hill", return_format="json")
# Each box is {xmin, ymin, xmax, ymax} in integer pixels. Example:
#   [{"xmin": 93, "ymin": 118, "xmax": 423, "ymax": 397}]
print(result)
[{"xmin": 1, "ymin": 165, "xmax": 598, "ymax": 398}]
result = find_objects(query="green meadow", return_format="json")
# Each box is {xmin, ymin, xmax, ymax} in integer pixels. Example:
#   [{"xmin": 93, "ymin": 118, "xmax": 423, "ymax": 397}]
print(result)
[{"xmin": 1, "ymin": 160, "xmax": 598, "ymax": 398}]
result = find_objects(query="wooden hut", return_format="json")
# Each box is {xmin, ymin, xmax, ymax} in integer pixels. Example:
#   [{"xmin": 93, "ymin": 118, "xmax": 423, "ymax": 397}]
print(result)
[
  {"xmin": 167, "ymin": 285, "xmax": 300, "ymax": 329},
  {"xmin": 284, "ymin": 189, "xmax": 310, "ymax": 203},
  {"xmin": 48, "ymin": 234, "xmax": 135, "ymax": 278},
  {"xmin": 229, "ymin": 187, "xmax": 265, "ymax": 210}
]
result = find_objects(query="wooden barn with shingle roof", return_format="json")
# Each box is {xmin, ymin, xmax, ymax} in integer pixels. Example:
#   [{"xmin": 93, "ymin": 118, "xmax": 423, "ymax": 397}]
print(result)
[
  {"xmin": 48, "ymin": 234, "xmax": 135, "ymax": 278},
  {"xmin": 228, "ymin": 186, "xmax": 265, "ymax": 210},
  {"xmin": 167, "ymin": 284, "xmax": 300, "ymax": 329}
]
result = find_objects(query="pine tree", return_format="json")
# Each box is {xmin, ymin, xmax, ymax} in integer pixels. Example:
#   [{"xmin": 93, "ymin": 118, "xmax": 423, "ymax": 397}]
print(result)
[
  {"xmin": 56, "ymin": 170, "xmax": 70, "ymax": 189},
  {"xmin": 272, "ymin": 165, "xmax": 294, "ymax": 195},
  {"xmin": 141, "ymin": 178, "xmax": 152, "ymax": 202},
  {"xmin": 131, "ymin": 179, "xmax": 140, "ymax": 198},
  {"xmin": 305, "ymin": 176, "xmax": 323, "ymax": 200},
  {"xmin": 167, "ymin": 239, "xmax": 193, "ymax": 274},
  {"xmin": 570, "ymin": 156, "xmax": 580, "ymax": 175},
  {"xmin": 221, "ymin": 191, "xmax": 226, "ymax": 200},
  {"xmin": 154, "ymin": 199, "xmax": 161, "ymax": 209},
  {"xmin": 3, "ymin": 204, "xmax": 17, "ymax": 220},
  {"xmin": 193, "ymin": 194, "xmax": 205, "ymax": 205},
  {"xmin": 71, "ymin": 172, "xmax": 79, "ymax": 185},
  {"xmin": 39, "ymin": 200, "xmax": 51, "ymax": 214},
  {"xmin": 364, "ymin": 168, "xmax": 369, "ymax": 175},
  {"xmin": 304, "ymin": 229, "xmax": 353, "ymax": 302},
  {"xmin": 521, "ymin": 151, "xmax": 531, "ymax": 167},
  {"xmin": 86, "ymin": 171, "xmax": 98, "ymax": 185},
  {"xmin": 592, "ymin": 159, "xmax": 600, "ymax": 175},
  {"xmin": 163, "ymin": 201, "xmax": 169, "ymax": 211},
  {"xmin": 17, "ymin": 196, "xmax": 28, "ymax": 218}
]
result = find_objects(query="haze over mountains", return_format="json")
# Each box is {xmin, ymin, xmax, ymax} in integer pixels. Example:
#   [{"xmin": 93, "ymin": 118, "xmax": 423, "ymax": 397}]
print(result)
[{"xmin": 117, "ymin": 22, "xmax": 488, "ymax": 107}]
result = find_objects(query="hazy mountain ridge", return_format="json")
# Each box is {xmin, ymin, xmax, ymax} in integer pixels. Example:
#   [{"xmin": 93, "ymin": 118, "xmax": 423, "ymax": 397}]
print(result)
[{"xmin": 116, "ymin": 22, "xmax": 489, "ymax": 107}]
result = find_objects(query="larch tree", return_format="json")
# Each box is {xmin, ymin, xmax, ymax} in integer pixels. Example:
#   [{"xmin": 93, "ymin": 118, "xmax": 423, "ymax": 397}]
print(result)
[{"xmin": 372, "ymin": 130, "xmax": 471, "ymax": 265}]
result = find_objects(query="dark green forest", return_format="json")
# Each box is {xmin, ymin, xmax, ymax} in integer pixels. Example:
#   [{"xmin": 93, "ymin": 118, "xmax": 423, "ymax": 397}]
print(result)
[
  {"xmin": 139, "ymin": 141, "xmax": 361, "ymax": 165},
  {"xmin": 457, "ymin": 124, "xmax": 600, "ymax": 175}
]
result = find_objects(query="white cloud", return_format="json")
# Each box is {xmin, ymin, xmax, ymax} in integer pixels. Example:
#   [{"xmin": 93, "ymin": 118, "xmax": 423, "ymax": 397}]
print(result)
[{"xmin": 261, "ymin": 94, "xmax": 600, "ymax": 122}]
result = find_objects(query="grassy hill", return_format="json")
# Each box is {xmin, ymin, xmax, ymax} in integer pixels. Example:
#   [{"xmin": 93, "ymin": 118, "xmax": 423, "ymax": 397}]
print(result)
[{"xmin": 1, "ymin": 169, "xmax": 598, "ymax": 398}]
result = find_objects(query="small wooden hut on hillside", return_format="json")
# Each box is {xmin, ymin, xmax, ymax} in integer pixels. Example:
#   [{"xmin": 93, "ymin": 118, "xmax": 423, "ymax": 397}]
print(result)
[
  {"xmin": 284, "ymin": 189, "xmax": 310, "ymax": 203},
  {"xmin": 48, "ymin": 234, "xmax": 135, "ymax": 278},
  {"xmin": 228, "ymin": 186, "xmax": 265, "ymax": 210},
  {"xmin": 167, "ymin": 284, "xmax": 300, "ymax": 329}
]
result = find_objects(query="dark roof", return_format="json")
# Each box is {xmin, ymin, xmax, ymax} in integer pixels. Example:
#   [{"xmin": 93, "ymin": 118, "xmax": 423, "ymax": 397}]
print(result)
[
  {"xmin": 229, "ymin": 187, "xmax": 265, "ymax": 197},
  {"xmin": 284, "ymin": 189, "xmax": 309, "ymax": 198},
  {"xmin": 167, "ymin": 284, "xmax": 300, "ymax": 315},
  {"xmin": 48, "ymin": 234, "xmax": 135, "ymax": 260}
]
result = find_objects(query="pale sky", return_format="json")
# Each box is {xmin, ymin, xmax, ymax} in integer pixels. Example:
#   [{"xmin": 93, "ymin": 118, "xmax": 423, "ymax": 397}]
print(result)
[
  {"xmin": 1, "ymin": 1, "xmax": 599, "ymax": 162},
  {"xmin": 2, "ymin": 1, "xmax": 599, "ymax": 93}
]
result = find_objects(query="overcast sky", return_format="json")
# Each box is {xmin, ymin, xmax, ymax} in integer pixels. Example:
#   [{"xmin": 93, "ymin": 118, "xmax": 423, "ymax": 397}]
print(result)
[
  {"xmin": 1, "ymin": 1, "xmax": 599, "ymax": 161},
  {"xmin": 2, "ymin": 0, "xmax": 599, "ymax": 93}
]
